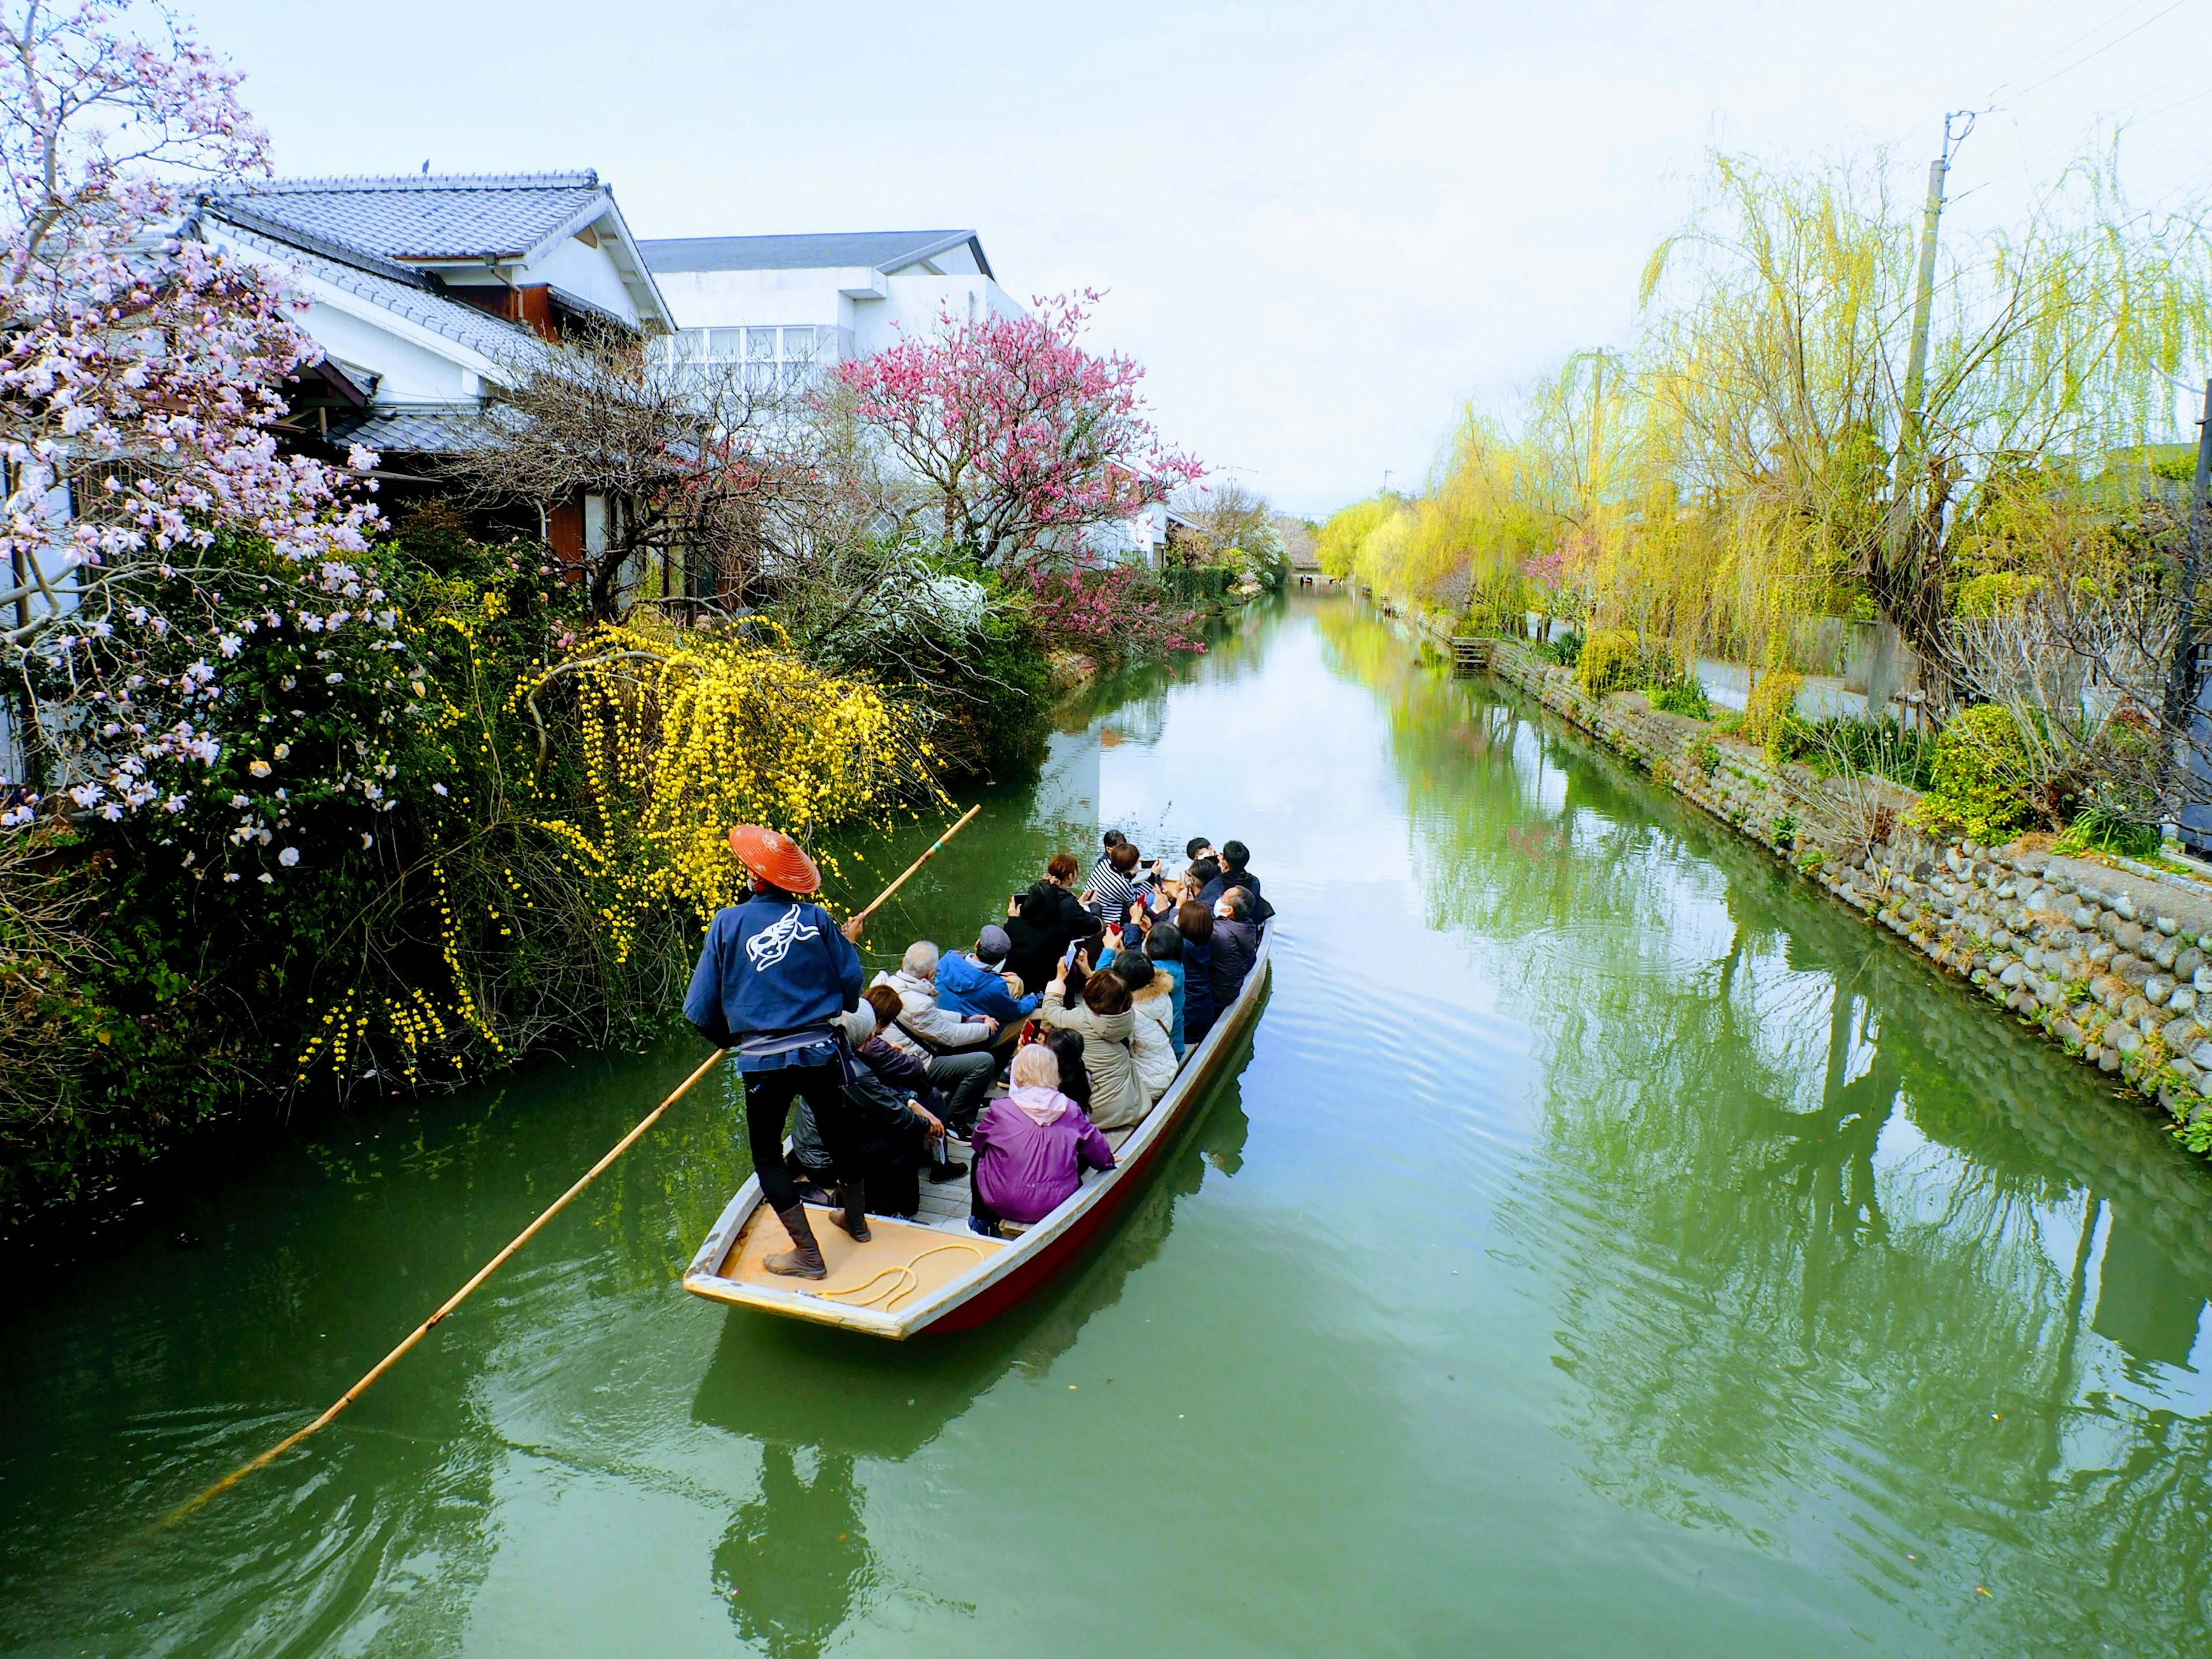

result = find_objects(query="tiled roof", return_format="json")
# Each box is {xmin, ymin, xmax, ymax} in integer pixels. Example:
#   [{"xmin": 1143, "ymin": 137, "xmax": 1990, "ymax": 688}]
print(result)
[
  {"xmin": 639, "ymin": 230, "xmax": 990, "ymax": 278},
  {"xmin": 327, "ymin": 405, "xmax": 493, "ymax": 456},
  {"xmin": 204, "ymin": 217, "xmax": 543, "ymax": 367},
  {"xmin": 208, "ymin": 172, "xmax": 609, "ymax": 262}
]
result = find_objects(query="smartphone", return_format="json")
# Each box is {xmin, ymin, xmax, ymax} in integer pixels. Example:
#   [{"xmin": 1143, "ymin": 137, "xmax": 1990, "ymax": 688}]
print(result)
[{"xmin": 1062, "ymin": 940, "xmax": 1082, "ymax": 968}]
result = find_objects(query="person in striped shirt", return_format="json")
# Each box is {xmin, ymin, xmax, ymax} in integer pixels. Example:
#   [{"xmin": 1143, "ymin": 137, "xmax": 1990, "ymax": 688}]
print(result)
[{"xmin": 1084, "ymin": 838, "xmax": 1146, "ymax": 927}]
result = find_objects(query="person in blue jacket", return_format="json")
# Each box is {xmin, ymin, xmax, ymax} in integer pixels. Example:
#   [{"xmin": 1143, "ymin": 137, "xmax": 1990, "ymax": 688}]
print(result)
[
  {"xmin": 934, "ymin": 924, "xmax": 1042, "ymax": 1029},
  {"xmin": 683, "ymin": 824, "xmax": 869, "ymax": 1279}
]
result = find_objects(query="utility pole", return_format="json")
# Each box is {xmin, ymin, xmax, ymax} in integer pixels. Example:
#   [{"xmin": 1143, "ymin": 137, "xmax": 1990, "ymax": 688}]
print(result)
[
  {"xmin": 1901, "ymin": 111, "xmax": 1975, "ymax": 460},
  {"xmin": 1877, "ymin": 111, "xmax": 1976, "ymax": 717},
  {"xmin": 2161, "ymin": 377, "xmax": 2212, "ymax": 751}
]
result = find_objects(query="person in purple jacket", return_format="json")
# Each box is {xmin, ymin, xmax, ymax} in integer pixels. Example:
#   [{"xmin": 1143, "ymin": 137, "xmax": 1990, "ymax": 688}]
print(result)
[{"xmin": 968, "ymin": 1043, "xmax": 1116, "ymax": 1236}]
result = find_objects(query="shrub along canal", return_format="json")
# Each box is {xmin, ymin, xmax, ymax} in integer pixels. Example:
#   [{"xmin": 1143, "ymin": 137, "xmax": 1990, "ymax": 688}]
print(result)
[{"xmin": 5, "ymin": 595, "xmax": 2211, "ymax": 1656}]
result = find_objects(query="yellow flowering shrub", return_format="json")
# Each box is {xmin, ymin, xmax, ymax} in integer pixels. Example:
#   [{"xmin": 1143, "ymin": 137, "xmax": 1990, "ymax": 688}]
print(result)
[{"xmin": 548, "ymin": 620, "xmax": 945, "ymax": 961}]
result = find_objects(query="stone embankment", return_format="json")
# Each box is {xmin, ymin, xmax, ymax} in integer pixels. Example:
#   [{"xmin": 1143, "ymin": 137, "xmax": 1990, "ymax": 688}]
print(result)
[{"xmin": 1414, "ymin": 620, "xmax": 2212, "ymax": 1142}]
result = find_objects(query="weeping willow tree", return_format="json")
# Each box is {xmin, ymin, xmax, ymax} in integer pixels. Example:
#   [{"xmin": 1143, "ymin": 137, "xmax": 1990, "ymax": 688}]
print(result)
[
  {"xmin": 1640, "ymin": 148, "xmax": 2212, "ymax": 698},
  {"xmin": 1331, "ymin": 145, "xmax": 2212, "ymax": 721}
]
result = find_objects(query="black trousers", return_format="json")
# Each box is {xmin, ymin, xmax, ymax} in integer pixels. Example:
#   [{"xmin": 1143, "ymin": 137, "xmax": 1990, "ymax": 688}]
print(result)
[
  {"xmin": 927, "ymin": 1049, "xmax": 998, "ymax": 1134},
  {"xmin": 744, "ymin": 1060, "xmax": 862, "ymax": 1215},
  {"xmin": 789, "ymin": 1118, "xmax": 927, "ymax": 1218}
]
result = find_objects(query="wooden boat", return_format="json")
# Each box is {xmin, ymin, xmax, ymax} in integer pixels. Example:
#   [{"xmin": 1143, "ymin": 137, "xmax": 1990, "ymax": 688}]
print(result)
[{"xmin": 683, "ymin": 927, "xmax": 1271, "ymax": 1339}]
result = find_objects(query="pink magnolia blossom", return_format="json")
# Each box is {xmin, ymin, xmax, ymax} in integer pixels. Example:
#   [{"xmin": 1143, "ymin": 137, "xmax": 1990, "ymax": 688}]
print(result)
[{"xmin": 0, "ymin": 2, "xmax": 381, "ymax": 820}]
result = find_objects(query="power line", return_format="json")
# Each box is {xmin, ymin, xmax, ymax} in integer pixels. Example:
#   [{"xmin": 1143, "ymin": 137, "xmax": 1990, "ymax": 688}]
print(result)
[
  {"xmin": 1987, "ymin": 0, "xmax": 2181, "ymax": 103},
  {"xmin": 2121, "ymin": 75, "xmax": 2212, "ymax": 137},
  {"xmin": 1999, "ymin": 0, "xmax": 2193, "ymax": 106},
  {"xmin": 1948, "ymin": 44, "xmax": 2212, "ymax": 214}
]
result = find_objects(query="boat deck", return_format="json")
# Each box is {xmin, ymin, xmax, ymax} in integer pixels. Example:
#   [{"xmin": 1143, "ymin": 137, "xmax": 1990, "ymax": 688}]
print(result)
[{"xmin": 716, "ymin": 1092, "xmax": 1140, "ymax": 1298}]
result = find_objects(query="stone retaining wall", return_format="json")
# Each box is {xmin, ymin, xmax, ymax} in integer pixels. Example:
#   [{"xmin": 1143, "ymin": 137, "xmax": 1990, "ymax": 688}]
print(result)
[{"xmin": 1412, "ymin": 618, "xmax": 2212, "ymax": 1146}]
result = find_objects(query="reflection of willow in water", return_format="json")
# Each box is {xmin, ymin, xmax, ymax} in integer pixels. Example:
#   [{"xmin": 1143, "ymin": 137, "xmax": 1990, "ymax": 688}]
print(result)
[
  {"xmin": 1512, "ymin": 888, "xmax": 2212, "ymax": 1650},
  {"xmin": 1318, "ymin": 600, "xmax": 2212, "ymax": 1650},
  {"xmin": 689, "ymin": 1062, "xmax": 1253, "ymax": 1657}
]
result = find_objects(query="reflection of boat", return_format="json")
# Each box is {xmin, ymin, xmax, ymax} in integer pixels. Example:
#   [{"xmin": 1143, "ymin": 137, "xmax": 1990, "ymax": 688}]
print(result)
[
  {"xmin": 688, "ymin": 1068, "xmax": 1252, "ymax": 1653},
  {"xmin": 683, "ymin": 930, "xmax": 1272, "ymax": 1339}
]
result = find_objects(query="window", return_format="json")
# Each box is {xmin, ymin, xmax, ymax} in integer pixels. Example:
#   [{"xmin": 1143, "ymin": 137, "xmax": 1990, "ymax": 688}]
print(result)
[{"xmin": 660, "ymin": 324, "xmax": 847, "ymax": 388}]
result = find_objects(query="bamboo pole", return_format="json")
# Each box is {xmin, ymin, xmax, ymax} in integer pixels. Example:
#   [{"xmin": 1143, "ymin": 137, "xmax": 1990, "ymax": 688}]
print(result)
[
  {"xmin": 164, "ymin": 804, "xmax": 985, "ymax": 1526},
  {"xmin": 849, "ymin": 802, "xmax": 982, "ymax": 925}
]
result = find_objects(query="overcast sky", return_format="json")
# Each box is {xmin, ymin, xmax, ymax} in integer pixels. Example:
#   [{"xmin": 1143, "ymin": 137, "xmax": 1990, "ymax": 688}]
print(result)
[{"xmin": 194, "ymin": 0, "xmax": 2212, "ymax": 516}]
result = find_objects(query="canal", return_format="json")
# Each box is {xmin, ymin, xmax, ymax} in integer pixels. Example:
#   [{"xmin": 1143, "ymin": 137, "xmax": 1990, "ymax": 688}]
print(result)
[{"xmin": 5, "ymin": 595, "xmax": 2211, "ymax": 1656}]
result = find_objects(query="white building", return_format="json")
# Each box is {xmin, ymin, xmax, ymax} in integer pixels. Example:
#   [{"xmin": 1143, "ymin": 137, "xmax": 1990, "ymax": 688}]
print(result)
[
  {"xmin": 195, "ymin": 171, "xmax": 674, "ymax": 563},
  {"xmin": 639, "ymin": 229, "xmax": 1175, "ymax": 566},
  {"xmin": 637, "ymin": 229, "xmax": 1024, "ymax": 386}
]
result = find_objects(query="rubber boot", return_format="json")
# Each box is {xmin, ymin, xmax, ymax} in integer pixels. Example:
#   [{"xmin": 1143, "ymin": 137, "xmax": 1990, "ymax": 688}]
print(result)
[
  {"xmin": 765, "ymin": 1205, "xmax": 827, "ymax": 1278},
  {"xmin": 835, "ymin": 1181, "xmax": 872, "ymax": 1243}
]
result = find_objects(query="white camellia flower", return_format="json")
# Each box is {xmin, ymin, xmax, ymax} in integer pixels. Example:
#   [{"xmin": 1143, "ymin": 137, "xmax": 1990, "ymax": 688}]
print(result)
[
  {"xmin": 249, "ymin": 759, "xmax": 271, "ymax": 777},
  {"xmin": 273, "ymin": 743, "xmax": 289, "ymax": 759},
  {"xmin": 278, "ymin": 847, "xmax": 300, "ymax": 866}
]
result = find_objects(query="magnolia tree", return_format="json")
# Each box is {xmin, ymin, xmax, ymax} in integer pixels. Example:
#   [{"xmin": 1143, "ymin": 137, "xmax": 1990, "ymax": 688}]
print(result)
[
  {"xmin": 836, "ymin": 291, "xmax": 1205, "ymax": 571},
  {"xmin": 0, "ymin": 1, "xmax": 382, "ymax": 827}
]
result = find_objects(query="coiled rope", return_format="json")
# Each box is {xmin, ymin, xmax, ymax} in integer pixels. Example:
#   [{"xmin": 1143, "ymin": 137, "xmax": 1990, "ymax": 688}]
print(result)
[{"xmin": 817, "ymin": 1241, "xmax": 991, "ymax": 1311}]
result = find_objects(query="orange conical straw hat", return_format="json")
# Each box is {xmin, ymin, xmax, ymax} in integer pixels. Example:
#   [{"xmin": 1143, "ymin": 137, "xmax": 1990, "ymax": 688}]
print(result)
[{"xmin": 728, "ymin": 824, "xmax": 821, "ymax": 895}]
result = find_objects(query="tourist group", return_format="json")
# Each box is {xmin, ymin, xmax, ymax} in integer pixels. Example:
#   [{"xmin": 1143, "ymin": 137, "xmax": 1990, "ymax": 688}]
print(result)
[{"xmin": 682, "ymin": 828, "xmax": 1274, "ymax": 1278}]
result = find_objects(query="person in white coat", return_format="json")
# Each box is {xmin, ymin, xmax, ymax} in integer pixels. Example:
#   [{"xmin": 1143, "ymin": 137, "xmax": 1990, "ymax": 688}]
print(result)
[{"xmin": 1113, "ymin": 952, "xmax": 1179, "ymax": 1100}]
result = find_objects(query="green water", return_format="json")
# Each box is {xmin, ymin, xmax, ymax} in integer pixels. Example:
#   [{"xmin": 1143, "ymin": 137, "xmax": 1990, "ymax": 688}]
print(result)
[{"xmin": 6, "ymin": 596, "xmax": 2212, "ymax": 1657}]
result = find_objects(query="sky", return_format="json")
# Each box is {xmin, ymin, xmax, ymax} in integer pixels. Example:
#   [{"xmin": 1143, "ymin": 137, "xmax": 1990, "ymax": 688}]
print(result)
[{"xmin": 190, "ymin": 0, "xmax": 2212, "ymax": 516}]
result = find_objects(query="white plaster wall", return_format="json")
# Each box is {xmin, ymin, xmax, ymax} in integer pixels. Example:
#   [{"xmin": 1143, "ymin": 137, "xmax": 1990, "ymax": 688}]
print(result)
[
  {"xmin": 653, "ymin": 268, "xmax": 1027, "ymax": 351},
  {"xmin": 653, "ymin": 268, "xmax": 867, "ymax": 331},
  {"xmin": 294, "ymin": 295, "xmax": 482, "ymax": 402},
  {"xmin": 857, "ymin": 275, "xmax": 1025, "ymax": 353},
  {"xmin": 521, "ymin": 235, "xmax": 643, "ymax": 323}
]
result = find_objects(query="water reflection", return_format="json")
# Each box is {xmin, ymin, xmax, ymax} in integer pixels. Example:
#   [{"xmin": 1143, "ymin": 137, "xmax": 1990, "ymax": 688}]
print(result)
[
  {"xmin": 690, "ymin": 1055, "xmax": 1255, "ymax": 1655},
  {"xmin": 1320, "ymin": 603, "xmax": 2212, "ymax": 1649}
]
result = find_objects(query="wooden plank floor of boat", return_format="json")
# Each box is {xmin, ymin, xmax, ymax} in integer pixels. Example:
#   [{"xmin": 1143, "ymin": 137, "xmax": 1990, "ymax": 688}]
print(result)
[{"xmin": 721, "ymin": 1202, "xmax": 1004, "ymax": 1309}]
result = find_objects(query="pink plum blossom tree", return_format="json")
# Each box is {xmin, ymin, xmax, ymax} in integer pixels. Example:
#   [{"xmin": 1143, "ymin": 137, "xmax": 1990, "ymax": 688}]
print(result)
[
  {"xmin": 834, "ymin": 290, "xmax": 1204, "ymax": 570},
  {"xmin": 0, "ymin": 1, "xmax": 382, "ymax": 823}
]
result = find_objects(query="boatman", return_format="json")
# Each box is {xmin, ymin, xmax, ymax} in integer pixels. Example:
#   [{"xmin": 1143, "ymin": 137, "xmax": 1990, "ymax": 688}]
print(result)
[{"xmin": 683, "ymin": 824, "xmax": 869, "ymax": 1280}]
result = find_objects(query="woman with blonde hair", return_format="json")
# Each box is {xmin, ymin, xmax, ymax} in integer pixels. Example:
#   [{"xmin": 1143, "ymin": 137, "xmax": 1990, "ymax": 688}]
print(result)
[{"xmin": 969, "ymin": 1043, "xmax": 1116, "ymax": 1236}]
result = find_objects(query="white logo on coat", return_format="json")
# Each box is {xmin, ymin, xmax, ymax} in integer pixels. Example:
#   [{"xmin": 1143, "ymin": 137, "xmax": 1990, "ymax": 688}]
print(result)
[{"xmin": 745, "ymin": 907, "xmax": 820, "ymax": 971}]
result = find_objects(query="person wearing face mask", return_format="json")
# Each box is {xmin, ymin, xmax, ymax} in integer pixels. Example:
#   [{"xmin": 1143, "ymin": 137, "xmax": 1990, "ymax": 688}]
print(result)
[
  {"xmin": 1207, "ymin": 885, "xmax": 1261, "ymax": 1010},
  {"xmin": 1199, "ymin": 839, "xmax": 1274, "ymax": 923}
]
